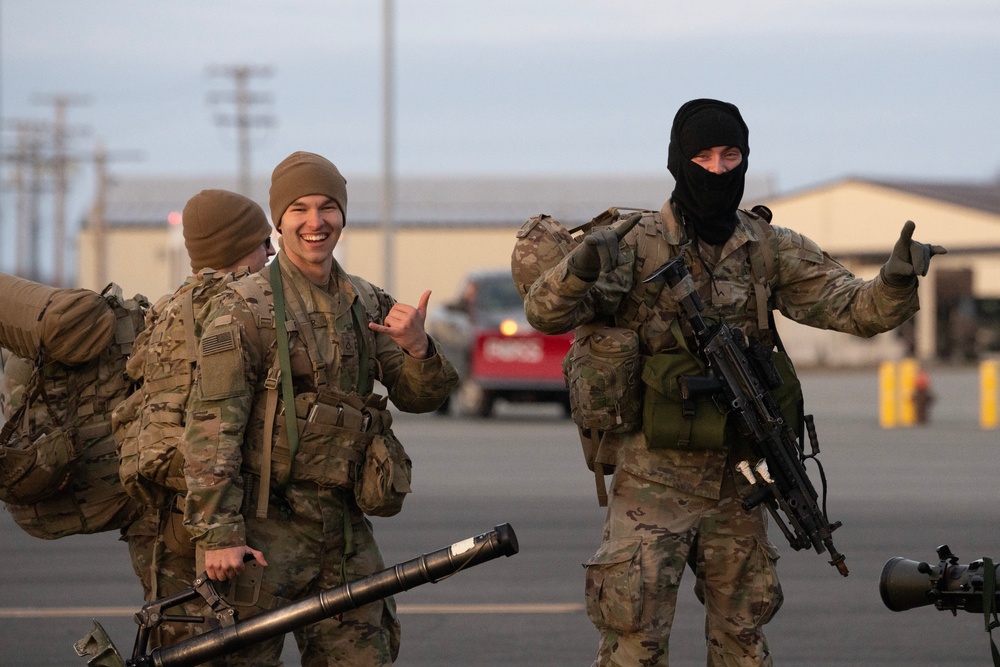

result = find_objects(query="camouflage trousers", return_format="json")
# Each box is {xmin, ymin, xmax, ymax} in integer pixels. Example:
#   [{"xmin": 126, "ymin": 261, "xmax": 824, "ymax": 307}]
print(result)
[
  {"xmin": 209, "ymin": 484, "xmax": 400, "ymax": 667},
  {"xmin": 585, "ymin": 468, "xmax": 783, "ymax": 667}
]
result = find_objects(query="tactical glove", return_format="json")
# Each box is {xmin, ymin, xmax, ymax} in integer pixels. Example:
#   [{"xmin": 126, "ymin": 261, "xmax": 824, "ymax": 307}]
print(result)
[
  {"xmin": 881, "ymin": 220, "xmax": 948, "ymax": 287},
  {"xmin": 566, "ymin": 212, "xmax": 643, "ymax": 282}
]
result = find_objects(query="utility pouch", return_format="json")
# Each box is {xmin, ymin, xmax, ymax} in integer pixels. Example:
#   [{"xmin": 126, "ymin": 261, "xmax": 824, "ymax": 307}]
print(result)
[
  {"xmin": 0, "ymin": 400, "xmax": 77, "ymax": 505},
  {"xmin": 563, "ymin": 325, "xmax": 642, "ymax": 434},
  {"xmin": 355, "ymin": 431, "xmax": 412, "ymax": 518},
  {"xmin": 641, "ymin": 351, "xmax": 727, "ymax": 451},
  {"xmin": 264, "ymin": 392, "xmax": 366, "ymax": 490}
]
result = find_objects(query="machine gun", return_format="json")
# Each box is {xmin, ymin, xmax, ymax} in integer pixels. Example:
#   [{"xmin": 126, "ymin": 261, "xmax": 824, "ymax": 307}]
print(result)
[
  {"xmin": 881, "ymin": 545, "xmax": 1000, "ymax": 667},
  {"xmin": 75, "ymin": 523, "xmax": 519, "ymax": 667},
  {"xmin": 646, "ymin": 256, "xmax": 848, "ymax": 576}
]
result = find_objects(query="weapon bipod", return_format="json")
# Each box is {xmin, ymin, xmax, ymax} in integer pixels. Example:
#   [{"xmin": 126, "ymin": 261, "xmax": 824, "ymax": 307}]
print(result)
[{"xmin": 129, "ymin": 570, "xmax": 242, "ymax": 665}]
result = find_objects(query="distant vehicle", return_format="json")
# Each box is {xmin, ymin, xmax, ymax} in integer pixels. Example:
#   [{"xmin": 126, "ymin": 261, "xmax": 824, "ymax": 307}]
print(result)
[{"xmin": 427, "ymin": 270, "xmax": 573, "ymax": 417}]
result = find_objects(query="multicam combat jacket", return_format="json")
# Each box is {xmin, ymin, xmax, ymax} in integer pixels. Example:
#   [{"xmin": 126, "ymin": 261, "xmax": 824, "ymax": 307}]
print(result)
[
  {"xmin": 182, "ymin": 252, "xmax": 458, "ymax": 551},
  {"xmin": 525, "ymin": 200, "xmax": 919, "ymax": 499}
]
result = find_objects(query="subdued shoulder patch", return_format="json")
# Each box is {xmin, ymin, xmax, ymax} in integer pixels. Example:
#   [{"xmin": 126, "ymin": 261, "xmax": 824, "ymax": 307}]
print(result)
[
  {"xmin": 198, "ymin": 322, "xmax": 246, "ymax": 401},
  {"xmin": 201, "ymin": 329, "xmax": 237, "ymax": 356}
]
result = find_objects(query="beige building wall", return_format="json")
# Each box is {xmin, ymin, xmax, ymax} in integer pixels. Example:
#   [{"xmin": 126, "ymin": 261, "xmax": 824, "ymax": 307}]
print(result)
[
  {"xmin": 338, "ymin": 226, "xmax": 519, "ymax": 307},
  {"xmin": 77, "ymin": 225, "xmax": 184, "ymax": 302}
]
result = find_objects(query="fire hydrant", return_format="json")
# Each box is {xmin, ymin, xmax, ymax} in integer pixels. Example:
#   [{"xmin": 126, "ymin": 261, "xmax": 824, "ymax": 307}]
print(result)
[{"xmin": 913, "ymin": 370, "xmax": 935, "ymax": 425}]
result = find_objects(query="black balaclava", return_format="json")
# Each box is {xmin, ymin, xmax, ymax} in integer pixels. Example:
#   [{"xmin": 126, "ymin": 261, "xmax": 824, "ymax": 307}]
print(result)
[{"xmin": 667, "ymin": 98, "xmax": 750, "ymax": 245}]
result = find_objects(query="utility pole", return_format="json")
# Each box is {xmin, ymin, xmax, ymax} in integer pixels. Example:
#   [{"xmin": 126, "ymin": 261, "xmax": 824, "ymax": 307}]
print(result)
[
  {"xmin": 91, "ymin": 141, "xmax": 108, "ymax": 289},
  {"xmin": 207, "ymin": 65, "xmax": 274, "ymax": 197},
  {"xmin": 35, "ymin": 94, "xmax": 88, "ymax": 286},
  {"xmin": 85, "ymin": 141, "xmax": 142, "ymax": 290},
  {"xmin": 7, "ymin": 120, "xmax": 49, "ymax": 281},
  {"xmin": 381, "ymin": 0, "xmax": 396, "ymax": 295}
]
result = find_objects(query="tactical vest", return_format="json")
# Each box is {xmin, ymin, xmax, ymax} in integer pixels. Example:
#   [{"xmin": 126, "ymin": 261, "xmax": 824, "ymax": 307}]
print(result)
[
  {"xmin": 222, "ymin": 266, "xmax": 389, "ymax": 518},
  {"xmin": 0, "ymin": 285, "xmax": 148, "ymax": 539},
  {"xmin": 535, "ymin": 205, "xmax": 779, "ymax": 505},
  {"xmin": 113, "ymin": 271, "xmax": 237, "ymax": 509}
]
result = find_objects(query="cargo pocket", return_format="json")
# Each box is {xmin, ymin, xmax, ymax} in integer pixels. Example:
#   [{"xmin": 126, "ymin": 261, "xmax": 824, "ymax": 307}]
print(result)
[
  {"xmin": 584, "ymin": 536, "xmax": 643, "ymax": 633},
  {"xmin": 749, "ymin": 535, "xmax": 783, "ymax": 626}
]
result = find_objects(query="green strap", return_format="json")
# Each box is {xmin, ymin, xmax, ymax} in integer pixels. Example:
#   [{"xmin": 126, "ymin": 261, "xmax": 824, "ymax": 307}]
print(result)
[
  {"xmin": 269, "ymin": 260, "xmax": 300, "ymax": 489},
  {"xmin": 348, "ymin": 288, "xmax": 370, "ymax": 395},
  {"xmin": 983, "ymin": 557, "xmax": 1000, "ymax": 667},
  {"xmin": 347, "ymin": 276, "xmax": 376, "ymax": 396}
]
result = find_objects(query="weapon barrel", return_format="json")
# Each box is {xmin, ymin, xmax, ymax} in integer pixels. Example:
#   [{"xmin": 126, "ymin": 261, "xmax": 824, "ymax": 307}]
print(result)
[{"xmin": 147, "ymin": 524, "xmax": 518, "ymax": 667}]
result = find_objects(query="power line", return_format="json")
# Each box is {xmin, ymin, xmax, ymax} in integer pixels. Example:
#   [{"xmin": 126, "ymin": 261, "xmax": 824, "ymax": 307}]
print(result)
[
  {"xmin": 34, "ymin": 94, "xmax": 88, "ymax": 286},
  {"xmin": 206, "ymin": 65, "xmax": 274, "ymax": 197}
]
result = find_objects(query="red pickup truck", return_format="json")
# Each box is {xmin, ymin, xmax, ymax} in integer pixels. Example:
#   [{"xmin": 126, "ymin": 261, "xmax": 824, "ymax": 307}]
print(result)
[{"xmin": 427, "ymin": 270, "xmax": 573, "ymax": 417}]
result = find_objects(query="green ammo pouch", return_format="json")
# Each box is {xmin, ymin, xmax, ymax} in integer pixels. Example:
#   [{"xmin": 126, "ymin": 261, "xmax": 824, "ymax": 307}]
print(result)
[{"xmin": 641, "ymin": 351, "xmax": 727, "ymax": 451}]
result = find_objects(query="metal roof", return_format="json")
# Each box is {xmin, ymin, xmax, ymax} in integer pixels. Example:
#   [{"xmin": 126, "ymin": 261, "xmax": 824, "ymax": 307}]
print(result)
[{"xmin": 865, "ymin": 178, "xmax": 1000, "ymax": 216}]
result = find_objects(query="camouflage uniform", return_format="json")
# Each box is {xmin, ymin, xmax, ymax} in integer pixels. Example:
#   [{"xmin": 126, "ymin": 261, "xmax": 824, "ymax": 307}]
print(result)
[
  {"xmin": 123, "ymin": 269, "xmax": 247, "ymax": 653},
  {"xmin": 525, "ymin": 201, "xmax": 919, "ymax": 666},
  {"xmin": 182, "ymin": 251, "xmax": 458, "ymax": 666}
]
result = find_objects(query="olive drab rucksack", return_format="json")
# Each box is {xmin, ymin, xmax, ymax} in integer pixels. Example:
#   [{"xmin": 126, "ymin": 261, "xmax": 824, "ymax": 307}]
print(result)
[{"xmin": 0, "ymin": 283, "xmax": 149, "ymax": 538}]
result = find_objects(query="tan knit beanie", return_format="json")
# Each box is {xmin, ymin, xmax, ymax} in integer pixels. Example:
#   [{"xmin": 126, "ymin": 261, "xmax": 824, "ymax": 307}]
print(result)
[
  {"xmin": 269, "ymin": 151, "xmax": 348, "ymax": 230},
  {"xmin": 182, "ymin": 189, "xmax": 272, "ymax": 272}
]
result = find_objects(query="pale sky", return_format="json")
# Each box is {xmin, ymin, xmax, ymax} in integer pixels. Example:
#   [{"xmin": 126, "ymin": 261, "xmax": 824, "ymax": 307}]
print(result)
[{"xmin": 2, "ymin": 0, "xmax": 998, "ymax": 276}]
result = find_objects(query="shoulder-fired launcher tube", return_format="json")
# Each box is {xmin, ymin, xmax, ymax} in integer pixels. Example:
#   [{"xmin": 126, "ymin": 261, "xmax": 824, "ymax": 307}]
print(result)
[{"xmin": 142, "ymin": 524, "xmax": 519, "ymax": 667}]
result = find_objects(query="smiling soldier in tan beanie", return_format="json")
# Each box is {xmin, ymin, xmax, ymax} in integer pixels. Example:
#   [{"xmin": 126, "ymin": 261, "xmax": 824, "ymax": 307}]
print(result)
[
  {"xmin": 180, "ymin": 152, "xmax": 459, "ymax": 666},
  {"xmin": 117, "ymin": 187, "xmax": 276, "ymax": 655}
]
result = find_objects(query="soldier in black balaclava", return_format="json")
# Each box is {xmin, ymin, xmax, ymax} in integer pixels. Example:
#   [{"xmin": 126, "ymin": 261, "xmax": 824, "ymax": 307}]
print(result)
[{"xmin": 526, "ymin": 98, "xmax": 950, "ymax": 666}]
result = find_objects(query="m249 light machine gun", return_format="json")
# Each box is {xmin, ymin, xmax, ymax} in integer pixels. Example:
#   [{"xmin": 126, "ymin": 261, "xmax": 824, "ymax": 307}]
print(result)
[
  {"xmin": 75, "ymin": 524, "xmax": 519, "ymax": 667},
  {"xmin": 646, "ymin": 256, "xmax": 848, "ymax": 576}
]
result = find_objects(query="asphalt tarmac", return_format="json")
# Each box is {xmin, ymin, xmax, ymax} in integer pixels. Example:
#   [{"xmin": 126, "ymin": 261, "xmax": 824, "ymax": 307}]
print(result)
[{"xmin": 1, "ymin": 366, "xmax": 997, "ymax": 666}]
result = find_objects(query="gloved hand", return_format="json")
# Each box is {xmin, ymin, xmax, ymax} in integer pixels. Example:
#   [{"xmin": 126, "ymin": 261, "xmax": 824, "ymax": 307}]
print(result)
[
  {"xmin": 566, "ymin": 212, "xmax": 642, "ymax": 281},
  {"xmin": 881, "ymin": 220, "xmax": 948, "ymax": 287}
]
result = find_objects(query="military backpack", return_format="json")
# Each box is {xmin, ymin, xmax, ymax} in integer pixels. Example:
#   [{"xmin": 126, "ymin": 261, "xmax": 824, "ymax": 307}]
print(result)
[{"xmin": 0, "ymin": 284, "xmax": 149, "ymax": 538}]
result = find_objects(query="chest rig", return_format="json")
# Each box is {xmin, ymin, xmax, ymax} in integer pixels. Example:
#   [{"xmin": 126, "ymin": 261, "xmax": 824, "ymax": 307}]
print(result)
[
  {"xmin": 229, "ymin": 261, "xmax": 389, "ymax": 518},
  {"xmin": 618, "ymin": 205, "xmax": 778, "ymax": 354}
]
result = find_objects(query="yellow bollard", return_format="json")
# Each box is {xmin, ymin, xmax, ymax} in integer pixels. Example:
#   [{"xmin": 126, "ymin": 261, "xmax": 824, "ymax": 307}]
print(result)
[
  {"xmin": 897, "ymin": 358, "xmax": 919, "ymax": 427},
  {"xmin": 981, "ymin": 361, "xmax": 998, "ymax": 429},
  {"xmin": 879, "ymin": 361, "xmax": 897, "ymax": 428}
]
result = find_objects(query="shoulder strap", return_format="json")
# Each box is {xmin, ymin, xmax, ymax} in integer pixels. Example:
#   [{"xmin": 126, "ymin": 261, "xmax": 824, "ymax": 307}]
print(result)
[
  {"xmin": 343, "ymin": 275, "xmax": 375, "ymax": 395},
  {"xmin": 619, "ymin": 210, "xmax": 678, "ymax": 327},
  {"xmin": 745, "ymin": 208, "xmax": 779, "ymax": 331},
  {"xmin": 268, "ymin": 260, "xmax": 300, "ymax": 491},
  {"xmin": 179, "ymin": 288, "xmax": 198, "ymax": 361}
]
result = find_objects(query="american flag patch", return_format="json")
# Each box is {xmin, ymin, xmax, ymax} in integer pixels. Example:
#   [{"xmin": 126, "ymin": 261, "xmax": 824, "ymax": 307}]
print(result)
[{"xmin": 201, "ymin": 330, "xmax": 236, "ymax": 355}]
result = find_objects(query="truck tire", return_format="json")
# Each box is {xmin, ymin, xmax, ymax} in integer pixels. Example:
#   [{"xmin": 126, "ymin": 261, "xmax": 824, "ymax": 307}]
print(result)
[{"xmin": 456, "ymin": 382, "xmax": 494, "ymax": 418}]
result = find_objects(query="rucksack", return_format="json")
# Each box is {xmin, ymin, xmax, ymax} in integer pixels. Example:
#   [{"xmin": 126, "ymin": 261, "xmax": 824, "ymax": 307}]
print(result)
[{"xmin": 0, "ymin": 284, "xmax": 149, "ymax": 539}]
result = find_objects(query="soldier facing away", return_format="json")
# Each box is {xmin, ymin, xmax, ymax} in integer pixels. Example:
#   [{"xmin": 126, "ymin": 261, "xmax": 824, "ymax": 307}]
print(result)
[
  {"xmin": 180, "ymin": 151, "xmax": 459, "ymax": 665},
  {"xmin": 522, "ymin": 98, "xmax": 946, "ymax": 666},
  {"xmin": 118, "ymin": 188, "xmax": 275, "ymax": 653}
]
